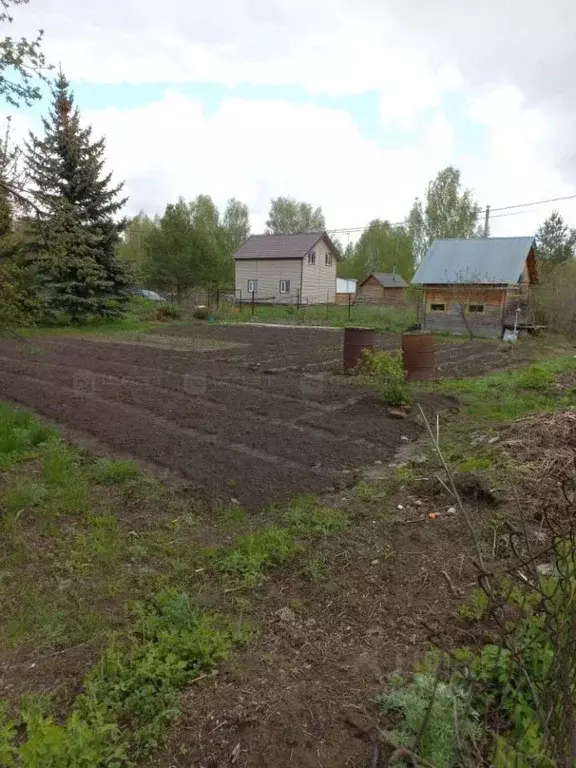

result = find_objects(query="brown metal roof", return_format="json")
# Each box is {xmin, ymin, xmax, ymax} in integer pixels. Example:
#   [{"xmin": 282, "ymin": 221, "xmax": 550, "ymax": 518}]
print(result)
[
  {"xmin": 359, "ymin": 272, "xmax": 408, "ymax": 288},
  {"xmin": 233, "ymin": 232, "xmax": 339, "ymax": 260}
]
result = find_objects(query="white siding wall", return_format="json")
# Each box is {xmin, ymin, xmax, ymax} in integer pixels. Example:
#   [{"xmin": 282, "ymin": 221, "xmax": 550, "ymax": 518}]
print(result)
[
  {"xmin": 235, "ymin": 259, "xmax": 302, "ymax": 301},
  {"xmin": 301, "ymin": 239, "xmax": 337, "ymax": 304}
]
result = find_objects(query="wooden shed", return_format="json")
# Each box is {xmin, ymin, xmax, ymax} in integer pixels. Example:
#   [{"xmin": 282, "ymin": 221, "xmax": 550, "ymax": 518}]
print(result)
[
  {"xmin": 357, "ymin": 272, "xmax": 408, "ymax": 306},
  {"xmin": 411, "ymin": 237, "xmax": 538, "ymax": 338}
]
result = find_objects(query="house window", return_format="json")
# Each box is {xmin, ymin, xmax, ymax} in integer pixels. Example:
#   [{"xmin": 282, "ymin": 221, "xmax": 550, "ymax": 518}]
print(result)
[
  {"xmin": 325, "ymin": 253, "xmax": 333, "ymax": 266},
  {"xmin": 430, "ymin": 303, "xmax": 446, "ymax": 312},
  {"xmin": 247, "ymin": 279, "xmax": 257, "ymax": 294},
  {"xmin": 468, "ymin": 304, "xmax": 485, "ymax": 313},
  {"xmin": 308, "ymin": 251, "xmax": 316, "ymax": 265},
  {"xmin": 279, "ymin": 279, "xmax": 291, "ymax": 294}
]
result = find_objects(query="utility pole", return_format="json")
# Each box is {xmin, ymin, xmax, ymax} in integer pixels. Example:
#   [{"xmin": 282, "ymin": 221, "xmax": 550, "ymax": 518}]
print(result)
[{"xmin": 484, "ymin": 205, "xmax": 490, "ymax": 237}]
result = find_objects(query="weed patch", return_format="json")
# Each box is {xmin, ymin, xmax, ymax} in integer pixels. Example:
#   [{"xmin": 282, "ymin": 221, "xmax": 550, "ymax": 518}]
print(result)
[
  {"xmin": 377, "ymin": 673, "xmax": 479, "ymax": 767},
  {"xmin": 93, "ymin": 458, "xmax": 140, "ymax": 484},
  {"xmin": 284, "ymin": 495, "xmax": 349, "ymax": 535},
  {"xmin": 0, "ymin": 589, "xmax": 242, "ymax": 765},
  {"xmin": 207, "ymin": 528, "xmax": 299, "ymax": 587},
  {"xmin": 431, "ymin": 356, "xmax": 576, "ymax": 422}
]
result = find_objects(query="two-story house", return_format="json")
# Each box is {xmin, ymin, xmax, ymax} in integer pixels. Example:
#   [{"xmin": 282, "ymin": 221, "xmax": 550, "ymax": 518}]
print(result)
[{"xmin": 233, "ymin": 232, "xmax": 340, "ymax": 304}]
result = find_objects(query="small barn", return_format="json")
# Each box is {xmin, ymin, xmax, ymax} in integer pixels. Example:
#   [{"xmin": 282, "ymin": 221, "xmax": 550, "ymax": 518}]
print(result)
[
  {"xmin": 411, "ymin": 236, "xmax": 538, "ymax": 338},
  {"xmin": 357, "ymin": 272, "xmax": 408, "ymax": 306}
]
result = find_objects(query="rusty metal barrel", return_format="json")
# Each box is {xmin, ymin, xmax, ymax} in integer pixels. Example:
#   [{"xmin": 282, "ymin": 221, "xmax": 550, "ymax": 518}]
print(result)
[
  {"xmin": 401, "ymin": 333, "xmax": 436, "ymax": 381},
  {"xmin": 343, "ymin": 327, "xmax": 376, "ymax": 371}
]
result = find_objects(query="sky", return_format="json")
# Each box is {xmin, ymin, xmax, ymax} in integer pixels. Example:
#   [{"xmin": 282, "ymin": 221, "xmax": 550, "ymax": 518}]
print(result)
[{"xmin": 7, "ymin": 0, "xmax": 576, "ymax": 237}]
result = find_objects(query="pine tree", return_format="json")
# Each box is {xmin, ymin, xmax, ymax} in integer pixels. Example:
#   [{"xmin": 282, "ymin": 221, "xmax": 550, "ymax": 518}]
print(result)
[{"xmin": 25, "ymin": 72, "xmax": 133, "ymax": 319}]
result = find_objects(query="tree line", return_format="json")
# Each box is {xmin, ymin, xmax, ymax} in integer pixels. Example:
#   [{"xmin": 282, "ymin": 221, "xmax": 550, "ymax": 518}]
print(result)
[{"xmin": 0, "ymin": 0, "xmax": 574, "ymax": 328}]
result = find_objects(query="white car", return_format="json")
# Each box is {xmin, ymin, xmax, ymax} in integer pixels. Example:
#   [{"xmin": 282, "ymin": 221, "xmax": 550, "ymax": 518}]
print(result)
[{"xmin": 137, "ymin": 289, "xmax": 166, "ymax": 302}]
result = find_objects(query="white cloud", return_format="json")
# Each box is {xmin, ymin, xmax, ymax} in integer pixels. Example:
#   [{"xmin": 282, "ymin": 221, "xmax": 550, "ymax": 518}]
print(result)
[
  {"xmin": 84, "ymin": 92, "xmax": 444, "ymax": 229},
  {"xmin": 79, "ymin": 90, "xmax": 571, "ymax": 238},
  {"xmin": 461, "ymin": 86, "xmax": 576, "ymax": 236},
  {"xmin": 5, "ymin": 0, "xmax": 576, "ymax": 232}
]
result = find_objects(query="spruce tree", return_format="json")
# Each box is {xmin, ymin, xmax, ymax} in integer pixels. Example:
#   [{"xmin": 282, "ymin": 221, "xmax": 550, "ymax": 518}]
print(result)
[{"xmin": 26, "ymin": 72, "xmax": 133, "ymax": 319}]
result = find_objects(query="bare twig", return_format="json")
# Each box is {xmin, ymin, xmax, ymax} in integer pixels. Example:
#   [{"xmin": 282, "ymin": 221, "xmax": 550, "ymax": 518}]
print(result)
[{"xmin": 416, "ymin": 403, "xmax": 486, "ymax": 570}]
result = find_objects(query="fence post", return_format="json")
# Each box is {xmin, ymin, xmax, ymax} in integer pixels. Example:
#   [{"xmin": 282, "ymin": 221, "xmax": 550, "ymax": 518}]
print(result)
[
  {"xmin": 239, "ymin": 290, "xmax": 242, "ymax": 312},
  {"xmin": 297, "ymin": 289, "xmax": 300, "ymax": 310},
  {"xmin": 251, "ymin": 290, "xmax": 255, "ymax": 316},
  {"xmin": 216, "ymin": 288, "xmax": 220, "ymax": 309},
  {"xmin": 348, "ymin": 292, "xmax": 352, "ymax": 321},
  {"xmin": 326, "ymin": 289, "xmax": 330, "ymax": 320}
]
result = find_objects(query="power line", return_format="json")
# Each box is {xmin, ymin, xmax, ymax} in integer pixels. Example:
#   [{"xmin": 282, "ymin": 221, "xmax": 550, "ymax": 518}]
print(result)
[
  {"xmin": 489, "ymin": 193, "xmax": 576, "ymax": 213},
  {"xmin": 123, "ymin": 191, "xmax": 576, "ymax": 238},
  {"xmin": 324, "ymin": 193, "xmax": 576, "ymax": 237}
]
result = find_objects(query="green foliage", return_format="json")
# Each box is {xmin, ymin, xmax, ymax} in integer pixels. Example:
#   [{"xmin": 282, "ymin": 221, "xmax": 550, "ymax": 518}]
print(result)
[
  {"xmin": 93, "ymin": 458, "xmax": 140, "ymax": 484},
  {"xmin": 354, "ymin": 480, "xmax": 386, "ymax": 502},
  {"xmin": 358, "ymin": 348, "xmax": 403, "ymax": 378},
  {"xmin": 0, "ymin": 258, "xmax": 41, "ymax": 330},
  {"xmin": 457, "ymin": 456, "xmax": 493, "ymax": 472},
  {"xmin": 207, "ymin": 527, "xmax": 300, "ymax": 586},
  {"xmin": 0, "ymin": 590, "xmax": 237, "ymax": 765},
  {"xmin": 357, "ymin": 349, "xmax": 412, "ymax": 407},
  {"xmin": 536, "ymin": 259, "xmax": 576, "ymax": 337},
  {"xmin": 300, "ymin": 555, "xmax": 328, "ymax": 583},
  {"xmin": 284, "ymin": 495, "xmax": 349, "ymax": 535},
  {"xmin": 222, "ymin": 197, "xmax": 250, "ymax": 254},
  {"xmin": 117, "ymin": 213, "xmax": 157, "ymax": 282},
  {"xmin": 0, "ymin": 0, "xmax": 51, "ymax": 108},
  {"xmin": 536, "ymin": 210, "xmax": 576, "ymax": 275},
  {"xmin": 337, "ymin": 219, "xmax": 414, "ymax": 281},
  {"xmin": 457, "ymin": 588, "xmax": 490, "ymax": 620},
  {"xmin": 515, "ymin": 364, "xmax": 554, "ymax": 390},
  {"xmin": 220, "ymin": 303, "xmax": 416, "ymax": 333},
  {"xmin": 265, "ymin": 195, "xmax": 325, "ymax": 234},
  {"xmin": 0, "ymin": 403, "xmax": 54, "ymax": 466},
  {"xmin": 377, "ymin": 673, "xmax": 479, "ymax": 767},
  {"xmin": 408, "ymin": 166, "xmax": 483, "ymax": 263},
  {"xmin": 453, "ymin": 544, "xmax": 576, "ymax": 766},
  {"xmin": 434, "ymin": 356, "xmax": 576, "ymax": 421},
  {"xmin": 143, "ymin": 198, "xmax": 212, "ymax": 300},
  {"xmin": 26, "ymin": 73, "xmax": 133, "ymax": 321}
]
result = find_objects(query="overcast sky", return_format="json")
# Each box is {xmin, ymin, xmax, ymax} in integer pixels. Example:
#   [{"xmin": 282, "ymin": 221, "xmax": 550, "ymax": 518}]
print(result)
[{"xmin": 8, "ymin": 0, "xmax": 576, "ymax": 235}]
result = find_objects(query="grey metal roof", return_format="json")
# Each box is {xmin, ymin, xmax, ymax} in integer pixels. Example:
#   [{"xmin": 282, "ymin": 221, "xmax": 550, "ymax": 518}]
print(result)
[
  {"xmin": 361, "ymin": 272, "xmax": 408, "ymax": 288},
  {"xmin": 412, "ymin": 237, "xmax": 535, "ymax": 285},
  {"xmin": 234, "ymin": 233, "xmax": 336, "ymax": 260}
]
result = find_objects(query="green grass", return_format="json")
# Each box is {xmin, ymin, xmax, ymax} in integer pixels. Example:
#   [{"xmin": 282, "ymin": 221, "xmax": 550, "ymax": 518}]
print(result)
[
  {"xmin": 207, "ymin": 527, "xmax": 300, "ymax": 587},
  {"xmin": 0, "ymin": 590, "xmax": 244, "ymax": 766},
  {"xmin": 428, "ymin": 357, "xmax": 576, "ymax": 422},
  {"xmin": 0, "ymin": 404, "xmax": 354, "ymax": 764},
  {"xmin": 216, "ymin": 302, "xmax": 417, "ymax": 333},
  {"xmin": 15, "ymin": 297, "xmax": 183, "ymax": 338},
  {"xmin": 93, "ymin": 458, "xmax": 141, "ymax": 484}
]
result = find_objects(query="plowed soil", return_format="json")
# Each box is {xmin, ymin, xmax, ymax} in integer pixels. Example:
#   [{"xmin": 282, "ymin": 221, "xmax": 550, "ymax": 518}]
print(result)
[{"xmin": 0, "ymin": 326, "xmax": 528, "ymax": 509}]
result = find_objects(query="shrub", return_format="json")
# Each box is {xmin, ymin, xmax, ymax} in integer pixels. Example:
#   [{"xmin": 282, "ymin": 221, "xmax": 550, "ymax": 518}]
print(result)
[
  {"xmin": 358, "ymin": 349, "xmax": 403, "ymax": 378},
  {"xmin": 0, "ymin": 259, "xmax": 41, "ymax": 332},
  {"xmin": 515, "ymin": 364, "xmax": 554, "ymax": 391},
  {"xmin": 377, "ymin": 673, "xmax": 479, "ymax": 767},
  {"xmin": 357, "ymin": 349, "xmax": 412, "ymax": 407},
  {"xmin": 148, "ymin": 305, "xmax": 181, "ymax": 322}
]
